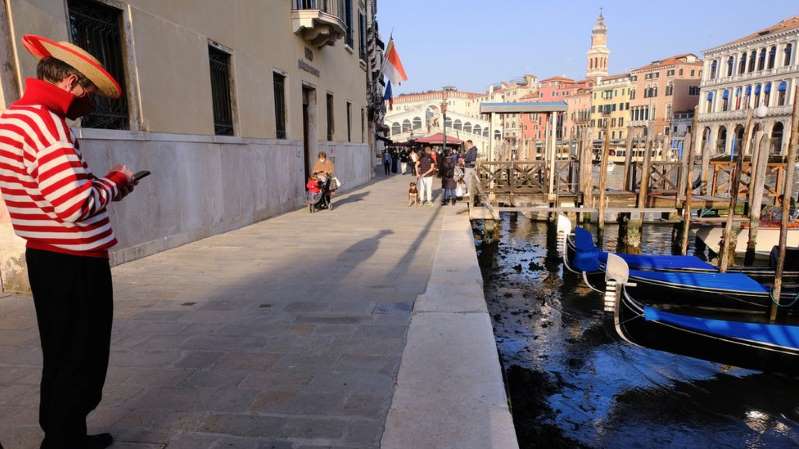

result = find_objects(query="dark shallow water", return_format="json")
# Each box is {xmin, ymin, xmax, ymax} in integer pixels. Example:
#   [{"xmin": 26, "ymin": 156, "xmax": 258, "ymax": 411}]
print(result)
[{"xmin": 475, "ymin": 213, "xmax": 799, "ymax": 449}]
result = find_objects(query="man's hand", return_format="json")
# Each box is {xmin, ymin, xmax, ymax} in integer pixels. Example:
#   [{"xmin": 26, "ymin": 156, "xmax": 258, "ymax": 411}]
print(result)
[{"xmin": 110, "ymin": 164, "xmax": 135, "ymax": 201}]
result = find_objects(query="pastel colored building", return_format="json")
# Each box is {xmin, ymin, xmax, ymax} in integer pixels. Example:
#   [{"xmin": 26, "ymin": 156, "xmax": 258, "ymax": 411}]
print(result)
[
  {"xmin": 629, "ymin": 54, "xmax": 703, "ymax": 139},
  {"xmin": 589, "ymin": 73, "xmax": 632, "ymax": 143}
]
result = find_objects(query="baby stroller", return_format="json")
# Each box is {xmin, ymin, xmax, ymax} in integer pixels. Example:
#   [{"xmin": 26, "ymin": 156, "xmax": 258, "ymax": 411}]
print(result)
[{"xmin": 306, "ymin": 174, "xmax": 334, "ymax": 213}]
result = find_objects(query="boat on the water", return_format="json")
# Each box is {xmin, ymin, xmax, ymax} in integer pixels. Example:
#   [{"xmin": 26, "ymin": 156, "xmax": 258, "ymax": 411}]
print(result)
[
  {"xmin": 696, "ymin": 224, "xmax": 799, "ymax": 261},
  {"xmin": 556, "ymin": 216, "xmax": 799, "ymax": 311},
  {"xmin": 606, "ymin": 253, "xmax": 799, "ymax": 374}
]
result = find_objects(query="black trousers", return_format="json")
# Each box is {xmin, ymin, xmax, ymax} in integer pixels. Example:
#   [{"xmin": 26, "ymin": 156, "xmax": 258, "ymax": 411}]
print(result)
[
  {"xmin": 384, "ymin": 161, "xmax": 390, "ymax": 175},
  {"xmin": 26, "ymin": 249, "xmax": 113, "ymax": 449}
]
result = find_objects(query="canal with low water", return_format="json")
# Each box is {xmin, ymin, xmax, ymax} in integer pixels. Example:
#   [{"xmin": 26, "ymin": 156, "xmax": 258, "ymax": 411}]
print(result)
[{"xmin": 475, "ymin": 214, "xmax": 799, "ymax": 449}]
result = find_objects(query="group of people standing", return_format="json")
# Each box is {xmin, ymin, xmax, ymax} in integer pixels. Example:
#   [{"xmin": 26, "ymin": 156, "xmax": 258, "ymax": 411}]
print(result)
[{"xmin": 390, "ymin": 140, "xmax": 478, "ymax": 206}]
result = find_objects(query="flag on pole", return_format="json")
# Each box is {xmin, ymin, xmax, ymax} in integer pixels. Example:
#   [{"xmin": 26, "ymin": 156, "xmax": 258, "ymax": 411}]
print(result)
[
  {"xmin": 384, "ymin": 80, "xmax": 394, "ymax": 111},
  {"xmin": 382, "ymin": 38, "xmax": 408, "ymax": 85}
]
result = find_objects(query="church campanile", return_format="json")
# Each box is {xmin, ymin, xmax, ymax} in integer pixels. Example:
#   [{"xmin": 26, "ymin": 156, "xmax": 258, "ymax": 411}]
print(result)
[{"xmin": 586, "ymin": 10, "xmax": 609, "ymax": 82}]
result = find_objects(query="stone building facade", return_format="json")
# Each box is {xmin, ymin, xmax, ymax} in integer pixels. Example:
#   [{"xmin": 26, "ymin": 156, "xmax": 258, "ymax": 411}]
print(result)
[
  {"xmin": 695, "ymin": 16, "xmax": 799, "ymax": 156},
  {"xmin": 629, "ymin": 54, "xmax": 703, "ymax": 138},
  {"xmin": 0, "ymin": 0, "xmax": 380, "ymax": 291},
  {"xmin": 384, "ymin": 88, "xmax": 491, "ymax": 152},
  {"xmin": 590, "ymin": 73, "xmax": 632, "ymax": 143}
]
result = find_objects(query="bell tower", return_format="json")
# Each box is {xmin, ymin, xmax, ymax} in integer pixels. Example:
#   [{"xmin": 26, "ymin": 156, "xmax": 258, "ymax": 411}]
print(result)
[{"xmin": 586, "ymin": 9, "xmax": 609, "ymax": 82}]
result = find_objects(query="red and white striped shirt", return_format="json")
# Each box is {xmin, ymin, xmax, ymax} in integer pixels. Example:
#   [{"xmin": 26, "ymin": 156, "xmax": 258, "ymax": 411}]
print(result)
[{"xmin": 0, "ymin": 78, "xmax": 127, "ymax": 258}]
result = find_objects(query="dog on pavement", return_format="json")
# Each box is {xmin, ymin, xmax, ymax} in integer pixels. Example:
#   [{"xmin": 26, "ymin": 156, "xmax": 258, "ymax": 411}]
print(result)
[{"xmin": 408, "ymin": 182, "xmax": 419, "ymax": 207}]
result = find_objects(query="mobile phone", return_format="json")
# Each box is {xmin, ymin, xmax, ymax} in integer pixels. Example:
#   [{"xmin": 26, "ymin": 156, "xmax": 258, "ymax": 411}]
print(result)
[{"xmin": 133, "ymin": 170, "xmax": 151, "ymax": 182}]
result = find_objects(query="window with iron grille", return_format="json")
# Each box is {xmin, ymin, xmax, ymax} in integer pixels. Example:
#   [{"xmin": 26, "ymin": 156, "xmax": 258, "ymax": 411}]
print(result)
[
  {"xmin": 67, "ymin": 0, "xmax": 129, "ymax": 130},
  {"xmin": 346, "ymin": 101, "xmax": 352, "ymax": 142},
  {"xmin": 208, "ymin": 45, "xmax": 234, "ymax": 136},
  {"xmin": 326, "ymin": 93, "xmax": 335, "ymax": 141},
  {"xmin": 273, "ymin": 72, "xmax": 286, "ymax": 139},
  {"xmin": 344, "ymin": 0, "xmax": 353, "ymax": 48}
]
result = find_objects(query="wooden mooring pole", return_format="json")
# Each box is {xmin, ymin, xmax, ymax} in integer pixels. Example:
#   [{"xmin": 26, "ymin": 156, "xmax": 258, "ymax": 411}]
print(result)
[
  {"xmin": 578, "ymin": 132, "xmax": 593, "ymax": 223},
  {"xmin": 679, "ymin": 131, "xmax": 694, "ymax": 255},
  {"xmin": 745, "ymin": 131, "xmax": 768, "ymax": 266},
  {"xmin": 622, "ymin": 128, "xmax": 634, "ymax": 191},
  {"xmin": 719, "ymin": 111, "xmax": 753, "ymax": 272},
  {"xmin": 770, "ymin": 86, "xmax": 799, "ymax": 321},
  {"xmin": 597, "ymin": 121, "xmax": 611, "ymax": 243}
]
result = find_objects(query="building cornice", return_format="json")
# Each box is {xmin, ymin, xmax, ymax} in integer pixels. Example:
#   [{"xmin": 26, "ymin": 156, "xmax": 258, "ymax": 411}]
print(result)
[{"xmin": 704, "ymin": 28, "xmax": 799, "ymax": 55}]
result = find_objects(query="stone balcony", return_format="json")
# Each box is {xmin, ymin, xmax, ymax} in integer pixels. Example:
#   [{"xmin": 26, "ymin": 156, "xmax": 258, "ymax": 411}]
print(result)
[
  {"xmin": 701, "ymin": 65, "xmax": 799, "ymax": 88},
  {"xmin": 698, "ymin": 105, "xmax": 793, "ymax": 122},
  {"xmin": 291, "ymin": 0, "xmax": 346, "ymax": 48}
]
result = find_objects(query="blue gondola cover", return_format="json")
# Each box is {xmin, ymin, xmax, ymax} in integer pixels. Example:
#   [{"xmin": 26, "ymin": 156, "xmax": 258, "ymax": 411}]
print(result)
[
  {"xmin": 630, "ymin": 270, "xmax": 768, "ymax": 294},
  {"xmin": 644, "ymin": 307, "xmax": 799, "ymax": 350}
]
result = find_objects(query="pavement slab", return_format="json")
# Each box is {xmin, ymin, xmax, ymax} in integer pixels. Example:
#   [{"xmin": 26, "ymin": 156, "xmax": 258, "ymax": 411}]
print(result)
[{"xmin": 0, "ymin": 174, "xmax": 442, "ymax": 449}]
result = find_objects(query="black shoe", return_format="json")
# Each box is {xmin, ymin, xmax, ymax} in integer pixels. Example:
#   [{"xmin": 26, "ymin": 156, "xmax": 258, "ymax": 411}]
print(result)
[{"xmin": 86, "ymin": 433, "xmax": 114, "ymax": 449}]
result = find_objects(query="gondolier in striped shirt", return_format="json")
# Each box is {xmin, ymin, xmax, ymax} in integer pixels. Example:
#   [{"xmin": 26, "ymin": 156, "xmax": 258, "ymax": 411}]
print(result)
[{"xmin": 0, "ymin": 35, "xmax": 136, "ymax": 449}]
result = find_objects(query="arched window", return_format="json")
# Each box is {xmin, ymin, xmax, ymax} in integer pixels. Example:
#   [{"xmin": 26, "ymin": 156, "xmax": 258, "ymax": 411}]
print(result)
[
  {"xmin": 590, "ymin": 58, "xmax": 594, "ymax": 70},
  {"xmin": 727, "ymin": 56, "xmax": 734, "ymax": 77},
  {"xmin": 757, "ymin": 48, "xmax": 766, "ymax": 70},
  {"xmin": 473, "ymin": 124, "xmax": 481, "ymax": 135},
  {"xmin": 771, "ymin": 122, "xmax": 784, "ymax": 154},
  {"xmin": 716, "ymin": 126, "xmax": 727, "ymax": 154},
  {"xmin": 768, "ymin": 46, "xmax": 776, "ymax": 69},
  {"xmin": 721, "ymin": 89, "xmax": 729, "ymax": 111},
  {"xmin": 778, "ymin": 81, "xmax": 788, "ymax": 106},
  {"xmin": 754, "ymin": 83, "xmax": 762, "ymax": 107},
  {"xmin": 705, "ymin": 91, "xmax": 714, "ymax": 113},
  {"xmin": 734, "ymin": 87, "xmax": 742, "ymax": 110},
  {"xmin": 748, "ymin": 51, "xmax": 756, "ymax": 73},
  {"xmin": 412, "ymin": 117, "xmax": 422, "ymax": 130},
  {"xmin": 739, "ymin": 52, "xmax": 747, "ymax": 74},
  {"xmin": 483, "ymin": 128, "xmax": 489, "ymax": 137},
  {"xmin": 710, "ymin": 60, "xmax": 718, "ymax": 79},
  {"xmin": 494, "ymin": 129, "xmax": 501, "ymax": 139},
  {"xmin": 733, "ymin": 125, "xmax": 744, "ymax": 155},
  {"xmin": 453, "ymin": 119, "xmax": 462, "ymax": 130},
  {"xmin": 763, "ymin": 82, "xmax": 772, "ymax": 106},
  {"xmin": 785, "ymin": 43, "xmax": 793, "ymax": 67},
  {"xmin": 743, "ymin": 85, "xmax": 752, "ymax": 109},
  {"xmin": 463, "ymin": 122, "xmax": 472, "ymax": 133},
  {"xmin": 701, "ymin": 127, "xmax": 711, "ymax": 151},
  {"xmin": 402, "ymin": 119, "xmax": 411, "ymax": 133}
]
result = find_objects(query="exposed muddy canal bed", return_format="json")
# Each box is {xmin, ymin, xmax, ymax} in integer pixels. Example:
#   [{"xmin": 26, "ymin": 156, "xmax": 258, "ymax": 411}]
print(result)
[{"xmin": 475, "ymin": 213, "xmax": 799, "ymax": 449}]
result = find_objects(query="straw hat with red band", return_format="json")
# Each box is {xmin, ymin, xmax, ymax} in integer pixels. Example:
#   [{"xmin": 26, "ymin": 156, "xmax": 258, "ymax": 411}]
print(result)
[{"xmin": 22, "ymin": 34, "xmax": 122, "ymax": 98}]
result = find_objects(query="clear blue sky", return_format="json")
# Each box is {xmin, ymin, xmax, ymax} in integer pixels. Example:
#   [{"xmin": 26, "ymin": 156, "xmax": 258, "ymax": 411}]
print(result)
[{"xmin": 378, "ymin": 0, "xmax": 798, "ymax": 95}]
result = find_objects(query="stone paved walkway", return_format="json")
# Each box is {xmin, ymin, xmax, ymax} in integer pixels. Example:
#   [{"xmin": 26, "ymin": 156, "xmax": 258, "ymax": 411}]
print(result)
[{"xmin": 0, "ymin": 173, "xmax": 444, "ymax": 449}]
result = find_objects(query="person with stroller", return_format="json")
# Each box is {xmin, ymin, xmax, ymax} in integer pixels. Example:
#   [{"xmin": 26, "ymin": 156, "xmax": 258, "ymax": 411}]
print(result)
[{"xmin": 312, "ymin": 151, "xmax": 336, "ymax": 210}]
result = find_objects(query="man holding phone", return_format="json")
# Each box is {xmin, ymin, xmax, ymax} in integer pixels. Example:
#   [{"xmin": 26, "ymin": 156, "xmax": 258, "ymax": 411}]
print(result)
[{"xmin": 0, "ymin": 35, "xmax": 140, "ymax": 449}]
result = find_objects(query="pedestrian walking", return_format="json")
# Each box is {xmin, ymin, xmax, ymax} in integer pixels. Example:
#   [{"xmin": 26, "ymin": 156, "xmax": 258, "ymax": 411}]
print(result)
[
  {"xmin": 400, "ymin": 150, "xmax": 409, "ymax": 175},
  {"xmin": 383, "ymin": 150, "xmax": 391, "ymax": 176},
  {"xmin": 441, "ymin": 150, "xmax": 458, "ymax": 205},
  {"xmin": 464, "ymin": 140, "xmax": 479, "ymax": 195},
  {"xmin": 0, "ymin": 34, "xmax": 138, "ymax": 449},
  {"xmin": 418, "ymin": 146, "xmax": 436, "ymax": 206}
]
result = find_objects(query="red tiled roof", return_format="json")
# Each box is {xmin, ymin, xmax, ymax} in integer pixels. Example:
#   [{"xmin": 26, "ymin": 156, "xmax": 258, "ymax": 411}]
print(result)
[
  {"xmin": 723, "ymin": 16, "xmax": 799, "ymax": 47},
  {"xmin": 632, "ymin": 53, "xmax": 702, "ymax": 72}
]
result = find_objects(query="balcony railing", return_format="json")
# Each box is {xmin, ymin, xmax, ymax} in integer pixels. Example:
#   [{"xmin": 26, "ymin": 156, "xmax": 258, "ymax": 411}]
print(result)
[{"xmin": 291, "ymin": 0, "xmax": 347, "ymax": 48}]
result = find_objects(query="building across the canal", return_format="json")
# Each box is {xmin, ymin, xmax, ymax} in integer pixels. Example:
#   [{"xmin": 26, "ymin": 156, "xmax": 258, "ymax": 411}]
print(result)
[
  {"xmin": 383, "ymin": 87, "xmax": 492, "ymax": 152},
  {"xmin": 629, "ymin": 54, "xmax": 703, "ymax": 139},
  {"xmin": 0, "ymin": 0, "xmax": 384, "ymax": 292},
  {"xmin": 696, "ymin": 16, "xmax": 799, "ymax": 156}
]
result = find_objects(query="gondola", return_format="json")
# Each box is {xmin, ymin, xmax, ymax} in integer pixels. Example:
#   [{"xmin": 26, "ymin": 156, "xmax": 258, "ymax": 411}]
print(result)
[
  {"xmin": 606, "ymin": 253, "xmax": 799, "ymax": 374},
  {"xmin": 557, "ymin": 214, "xmax": 799, "ymax": 284},
  {"xmin": 556, "ymin": 216, "xmax": 799, "ymax": 312}
]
